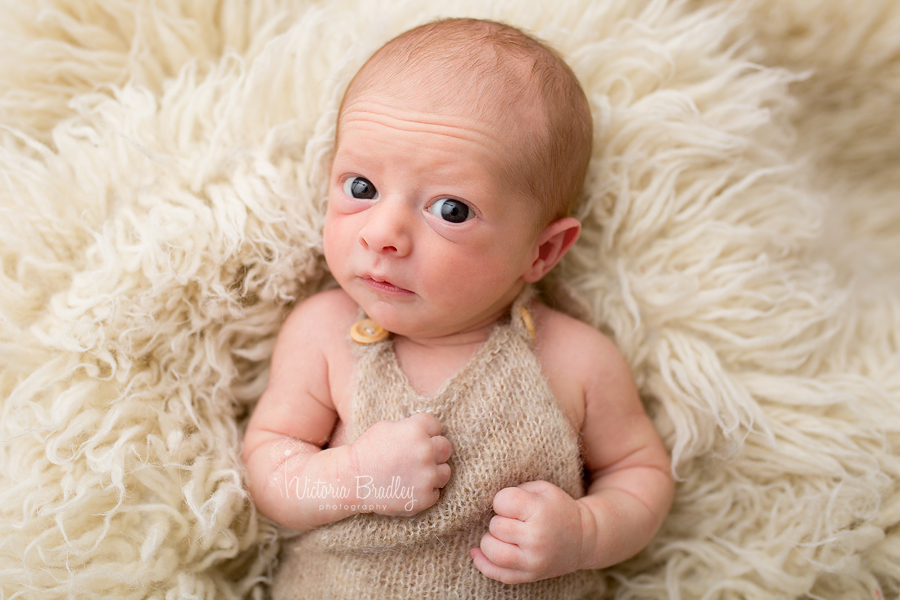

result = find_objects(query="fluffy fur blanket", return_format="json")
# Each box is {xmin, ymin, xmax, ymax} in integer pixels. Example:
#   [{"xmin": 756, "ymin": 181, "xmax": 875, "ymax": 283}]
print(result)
[{"xmin": 1, "ymin": 0, "xmax": 898, "ymax": 598}]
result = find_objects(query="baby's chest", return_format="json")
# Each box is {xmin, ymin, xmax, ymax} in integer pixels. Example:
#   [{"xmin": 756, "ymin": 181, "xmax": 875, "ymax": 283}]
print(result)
[{"xmin": 327, "ymin": 348, "xmax": 585, "ymax": 450}]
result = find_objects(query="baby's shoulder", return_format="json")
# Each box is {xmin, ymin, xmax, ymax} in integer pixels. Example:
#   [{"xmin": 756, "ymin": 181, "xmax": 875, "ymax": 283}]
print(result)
[
  {"xmin": 531, "ymin": 302, "xmax": 633, "ymax": 403},
  {"xmin": 531, "ymin": 302, "xmax": 620, "ymax": 363},
  {"xmin": 280, "ymin": 288, "xmax": 360, "ymax": 346}
]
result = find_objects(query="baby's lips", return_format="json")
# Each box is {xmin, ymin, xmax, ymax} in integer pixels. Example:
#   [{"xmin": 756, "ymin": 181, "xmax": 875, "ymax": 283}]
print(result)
[{"xmin": 360, "ymin": 275, "xmax": 414, "ymax": 296}]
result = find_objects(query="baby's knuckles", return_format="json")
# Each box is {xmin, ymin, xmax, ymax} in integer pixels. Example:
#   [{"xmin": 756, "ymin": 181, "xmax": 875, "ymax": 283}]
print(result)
[{"xmin": 494, "ymin": 481, "xmax": 587, "ymax": 581}]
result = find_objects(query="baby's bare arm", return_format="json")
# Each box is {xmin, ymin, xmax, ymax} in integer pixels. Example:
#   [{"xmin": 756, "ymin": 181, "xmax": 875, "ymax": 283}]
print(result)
[
  {"xmin": 242, "ymin": 292, "xmax": 356, "ymax": 531},
  {"xmin": 473, "ymin": 315, "xmax": 672, "ymax": 583},
  {"xmin": 575, "ymin": 343, "xmax": 673, "ymax": 569},
  {"xmin": 242, "ymin": 291, "xmax": 451, "ymax": 532}
]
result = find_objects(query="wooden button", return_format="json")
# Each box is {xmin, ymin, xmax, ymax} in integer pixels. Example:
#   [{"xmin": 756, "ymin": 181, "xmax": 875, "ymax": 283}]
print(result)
[
  {"xmin": 350, "ymin": 318, "xmax": 389, "ymax": 344},
  {"xmin": 520, "ymin": 306, "xmax": 536, "ymax": 339}
]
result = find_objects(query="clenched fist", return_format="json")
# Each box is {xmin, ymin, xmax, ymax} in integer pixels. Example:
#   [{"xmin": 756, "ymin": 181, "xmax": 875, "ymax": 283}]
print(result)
[{"xmin": 349, "ymin": 412, "xmax": 452, "ymax": 516}]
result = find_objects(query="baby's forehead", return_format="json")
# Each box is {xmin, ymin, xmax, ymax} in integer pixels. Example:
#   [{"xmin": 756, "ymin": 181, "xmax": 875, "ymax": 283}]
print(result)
[{"xmin": 342, "ymin": 60, "xmax": 544, "ymax": 139}]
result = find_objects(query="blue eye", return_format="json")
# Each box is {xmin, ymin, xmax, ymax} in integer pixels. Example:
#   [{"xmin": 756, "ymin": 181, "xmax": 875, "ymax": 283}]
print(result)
[
  {"xmin": 428, "ymin": 198, "xmax": 473, "ymax": 223},
  {"xmin": 343, "ymin": 176, "xmax": 377, "ymax": 200}
]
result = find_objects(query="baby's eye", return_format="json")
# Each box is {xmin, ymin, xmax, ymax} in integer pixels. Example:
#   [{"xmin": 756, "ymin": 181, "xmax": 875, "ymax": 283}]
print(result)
[
  {"xmin": 428, "ymin": 198, "xmax": 474, "ymax": 223},
  {"xmin": 342, "ymin": 176, "xmax": 378, "ymax": 200}
]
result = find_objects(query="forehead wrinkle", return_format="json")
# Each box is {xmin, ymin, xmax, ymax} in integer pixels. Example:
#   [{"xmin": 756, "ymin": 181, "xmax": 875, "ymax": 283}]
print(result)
[{"xmin": 338, "ymin": 99, "xmax": 502, "ymax": 149}]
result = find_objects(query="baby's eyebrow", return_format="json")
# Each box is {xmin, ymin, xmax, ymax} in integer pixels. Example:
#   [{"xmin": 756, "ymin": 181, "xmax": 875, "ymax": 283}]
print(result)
[{"xmin": 333, "ymin": 143, "xmax": 378, "ymax": 169}]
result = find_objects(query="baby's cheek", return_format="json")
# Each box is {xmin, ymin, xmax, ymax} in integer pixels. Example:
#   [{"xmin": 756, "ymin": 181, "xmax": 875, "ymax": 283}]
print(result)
[
  {"xmin": 322, "ymin": 226, "xmax": 336, "ymax": 269},
  {"xmin": 323, "ymin": 215, "xmax": 348, "ymax": 265}
]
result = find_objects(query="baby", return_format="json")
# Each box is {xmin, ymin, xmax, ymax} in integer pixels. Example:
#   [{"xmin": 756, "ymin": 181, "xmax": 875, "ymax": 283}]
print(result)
[{"xmin": 243, "ymin": 18, "xmax": 673, "ymax": 599}]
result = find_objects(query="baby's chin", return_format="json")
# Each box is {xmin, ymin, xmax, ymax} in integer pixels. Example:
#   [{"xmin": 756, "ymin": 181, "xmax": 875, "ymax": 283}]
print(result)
[
  {"xmin": 353, "ymin": 302, "xmax": 461, "ymax": 340},
  {"xmin": 342, "ymin": 281, "xmax": 513, "ymax": 340},
  {"xmin": 355, "ymin": 306, "xmax": 427, "ymax": 338}
]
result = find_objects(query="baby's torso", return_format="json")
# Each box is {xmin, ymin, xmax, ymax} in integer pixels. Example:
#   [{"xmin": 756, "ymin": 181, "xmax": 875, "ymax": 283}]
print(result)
[{"xmin": 272, "ymin": 291, "xmax": 598, "ymax": 599}]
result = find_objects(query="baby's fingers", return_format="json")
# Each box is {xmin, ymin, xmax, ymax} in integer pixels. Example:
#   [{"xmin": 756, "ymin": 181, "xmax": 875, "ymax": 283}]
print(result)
[
  {"xmin": 489, "ymin": 514, "xmax": 526, "ymax": 545},
  {"xmin": 470, "ymin": 541, "xmax": 528, "ymax": 585},
  {"xmin": 431, "ymin": 435, "xmax": 451, "ymax": 464},
  {"xmin": 408, "ymin": 412, "xmax": 442, "ymax": 436},
  {"xmin": 492, "ymin": 486, "xmax": 538, "ymax": 521},
  {"xmin": 477, "ymin": 532, "xmax": 525, "ymax": 569},
  {"xmin": 435, "ymin": 463, "xmax": 451, "ymax": 489}
]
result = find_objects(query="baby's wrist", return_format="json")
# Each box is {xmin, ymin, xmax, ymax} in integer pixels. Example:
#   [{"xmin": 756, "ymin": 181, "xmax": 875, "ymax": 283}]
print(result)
[
  {"xmin": 274, "ymin": 445, "xmax": 368, "ymax": 529},
  {"xmin": 333, "ymin": 445, "xmax": 400, "ymax": 515},
  {"xmin": 331, "ymin": 445, "xmax": 371, "ymax": 511}
]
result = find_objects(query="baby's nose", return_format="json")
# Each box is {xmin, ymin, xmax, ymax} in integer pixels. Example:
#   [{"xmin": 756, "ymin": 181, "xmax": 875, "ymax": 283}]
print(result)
[{"xmin": 358, "ymin": 201, "xmax": 412, "ymax": 256}]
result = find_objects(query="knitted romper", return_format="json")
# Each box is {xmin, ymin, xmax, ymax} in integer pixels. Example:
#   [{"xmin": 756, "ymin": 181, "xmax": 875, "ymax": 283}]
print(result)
[{"xmin": 272, "ymin": 290, "xmax": 598, "ymax": 599}]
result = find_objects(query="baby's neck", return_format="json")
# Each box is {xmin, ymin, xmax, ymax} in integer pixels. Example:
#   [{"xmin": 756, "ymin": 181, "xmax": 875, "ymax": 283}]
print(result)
[
  {"xmin": 394, "ymin": 299, "xmax": 513, "ymax": 349},
  {"xmin": 396, "ymin": 325, "xmax": 495, "ymax": 352},
  {"xmin": 390, "ymin": 314, "xmax": 506, "ymax": 397}
]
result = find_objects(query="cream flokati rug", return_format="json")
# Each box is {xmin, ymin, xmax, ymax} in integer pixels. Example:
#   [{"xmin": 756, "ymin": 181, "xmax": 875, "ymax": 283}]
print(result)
[{"xmin": 1, "ymin": 0, "xmax": 898, "ymax": 598}]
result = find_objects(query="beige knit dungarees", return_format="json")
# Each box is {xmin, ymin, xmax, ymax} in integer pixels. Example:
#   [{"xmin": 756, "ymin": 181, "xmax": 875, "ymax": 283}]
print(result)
[{"xmin": 273, "ymin": 288, "xmax": 599, "ymax": 599}]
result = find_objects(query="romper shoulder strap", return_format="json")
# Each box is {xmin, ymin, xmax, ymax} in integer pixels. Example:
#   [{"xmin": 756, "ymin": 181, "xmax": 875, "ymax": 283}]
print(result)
[{"xmin": 510, "ymin": 284, "xmax": 538, "ymax": 343}]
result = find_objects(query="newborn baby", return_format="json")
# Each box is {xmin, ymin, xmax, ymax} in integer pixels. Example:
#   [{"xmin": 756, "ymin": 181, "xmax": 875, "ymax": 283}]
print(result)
[{"xmin": 243, "ymin": 17, "xmax": 673, "ymax": 599}]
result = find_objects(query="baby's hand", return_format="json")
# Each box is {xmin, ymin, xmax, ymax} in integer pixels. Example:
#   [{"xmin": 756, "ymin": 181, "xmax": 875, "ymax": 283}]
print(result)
[
  {"xmin": 348, "ymin": 412, "xmax": 451, "ymax": 516},
  {"xmin": 471, "ymin": 480, "xmax": 587, "ymax": 584}
]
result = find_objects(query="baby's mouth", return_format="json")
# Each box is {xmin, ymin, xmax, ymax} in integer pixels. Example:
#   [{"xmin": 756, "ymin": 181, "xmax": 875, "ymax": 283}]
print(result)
[{"xmin": 360, "ymin": 276, "xmax": 414, "ymax": 297}]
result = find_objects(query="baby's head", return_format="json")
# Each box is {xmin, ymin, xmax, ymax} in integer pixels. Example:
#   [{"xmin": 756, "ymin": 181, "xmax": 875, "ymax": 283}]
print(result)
[
  {"xmin": 336, "ymin": 18, "xmax": 593, "ymax": 228},
  {"xmin": 325, "ymin": 19, "xmax": 593, "ymax": 338}
]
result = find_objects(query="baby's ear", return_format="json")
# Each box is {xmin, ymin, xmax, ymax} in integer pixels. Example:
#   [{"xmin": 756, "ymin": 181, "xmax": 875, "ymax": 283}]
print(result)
[{"xmin": 522, "ymin": 217, "xmax": 581, "ymax": 283}]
